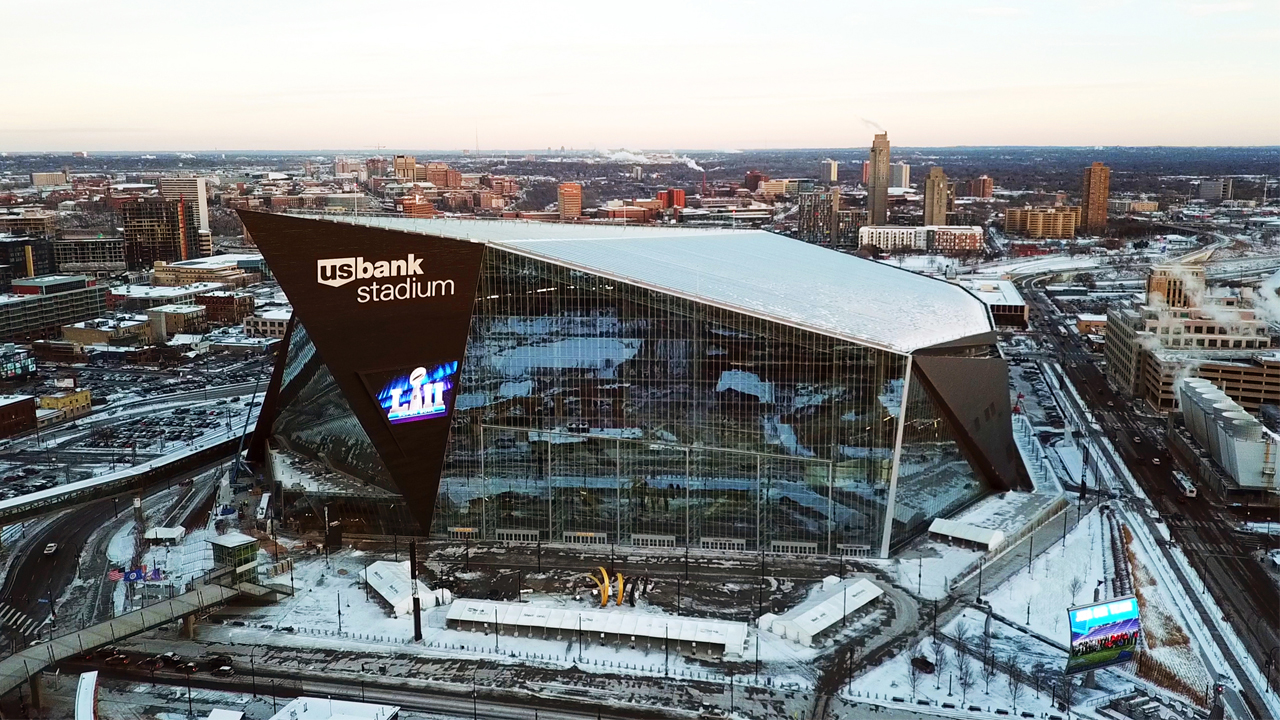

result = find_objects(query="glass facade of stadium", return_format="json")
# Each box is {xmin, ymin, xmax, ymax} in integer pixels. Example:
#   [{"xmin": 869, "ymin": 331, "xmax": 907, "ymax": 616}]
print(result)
[{"xmin": 267, "ymin": 245, "xmax": 997, "ymax": 556}]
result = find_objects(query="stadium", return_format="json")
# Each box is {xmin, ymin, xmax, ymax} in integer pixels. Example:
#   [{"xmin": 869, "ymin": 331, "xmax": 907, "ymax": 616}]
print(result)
[{"xmin": 242, "ymin": 211, "xmax": 1029, "ymax": 559}]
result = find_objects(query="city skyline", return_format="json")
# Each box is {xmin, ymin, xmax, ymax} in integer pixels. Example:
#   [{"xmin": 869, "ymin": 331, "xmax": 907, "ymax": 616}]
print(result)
[{"xmin": 3, "ymin": 0, "xmax": 1278, "ymax": 152}]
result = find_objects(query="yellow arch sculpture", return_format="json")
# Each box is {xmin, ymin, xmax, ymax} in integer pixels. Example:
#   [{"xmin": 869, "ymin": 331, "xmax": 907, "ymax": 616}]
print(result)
[
  {"xmin": 596, "ymin": 566, "xmax": 611, "ymax": 607},
  {"xmin": 616, "ymin": 573, "xmax": 625, "ymax": 606}
]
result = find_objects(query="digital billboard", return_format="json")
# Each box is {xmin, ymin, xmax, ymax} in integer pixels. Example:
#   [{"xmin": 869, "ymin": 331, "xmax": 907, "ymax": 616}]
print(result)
[
  {"xmin": 1066, "ymin": 595, "xmax": 1142, "ymax": 675},
  {"xmin": 375, "ymin": 362, "xmax": 458, "ymax": 424}
]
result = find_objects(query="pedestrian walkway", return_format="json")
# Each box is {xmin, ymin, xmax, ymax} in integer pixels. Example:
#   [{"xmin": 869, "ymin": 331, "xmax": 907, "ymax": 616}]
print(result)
[{"xmin": 0, "ymin": 583, "xmax": 240, "ymax": 697}]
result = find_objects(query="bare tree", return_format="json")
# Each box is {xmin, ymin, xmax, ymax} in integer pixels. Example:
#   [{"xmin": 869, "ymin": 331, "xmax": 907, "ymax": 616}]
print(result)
[
  {"xmin": 953, "ymin": 621, "xmax": 972, "ymax": 652},
  {"xmin": 907, "ymin": 659, "xmax": 923, "ymax": 701},
  {"xmin": 931, "ymin": 636, "xmax": 949, "ymax": 689},
  {"xmin": 1008, "ymin": 667, "xmax": 1026, "ymax": 712},
  {"xmin": 957, "ymin": 654, "xmax": 976, "ymax": 703},
  {"xmin": 1068, "ymin": 576, "xmax": 1084, "ymax": 604},
  {"xmin": 1060, "ymin": 672, "xmax": 1076, "ymax": 708},
  {"xmin": 981, "ymin": 651, "xmax": 998, "ymax": 693}
]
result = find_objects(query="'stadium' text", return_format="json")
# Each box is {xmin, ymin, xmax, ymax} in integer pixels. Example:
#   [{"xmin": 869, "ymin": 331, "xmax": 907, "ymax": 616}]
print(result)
[{"xmin": 356, "ymin": 278, "xmax": 455, "ymax": 303}]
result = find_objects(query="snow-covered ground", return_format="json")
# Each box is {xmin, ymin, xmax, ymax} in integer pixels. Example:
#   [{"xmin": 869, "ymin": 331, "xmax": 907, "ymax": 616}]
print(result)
[
  {"xmin": 204, "ymin": 550, "xmax": 894, "ymax": 690},
  {"xmin": 986, "ymin": 507, "xmax": 1106, "ymax": 641}
]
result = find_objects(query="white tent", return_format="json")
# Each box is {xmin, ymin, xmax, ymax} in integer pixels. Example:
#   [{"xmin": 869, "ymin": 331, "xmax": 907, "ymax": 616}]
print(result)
[
  {"xmin": 360, "ymin": 560, "xmax": 450, "ymax": 615},
  {"xmin": 760, "ymin": 577, "xmax": 884, "ymax": 647}
]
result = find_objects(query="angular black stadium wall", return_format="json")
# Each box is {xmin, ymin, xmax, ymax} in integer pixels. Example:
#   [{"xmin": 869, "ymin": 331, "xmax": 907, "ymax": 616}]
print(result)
[
  {"xmin": 912, "ymin": 354, "xmax": 1032, "ymax": 492},
  {"xmin": 238, "ymin": 211, "xmax": 485, "ymax": 533}
]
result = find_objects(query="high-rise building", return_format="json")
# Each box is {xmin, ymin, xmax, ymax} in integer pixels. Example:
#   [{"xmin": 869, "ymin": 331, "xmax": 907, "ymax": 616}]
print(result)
[
  {"xmin": 558, "ymin": 183, "xmax": 583, "ymax": 220},
  {"xmin": 393, "ymin": 155, "xmax": 417, "ymax": 181},
  {"xmin": 889, "ymin": 162, "xmax": 910, "ymax": 189},
  {"xmin": 366, "ymin": 157, "xmax": 389, "ymax": 178},
  {"xmin": 158, "ymin": 177, "xmax": 211, "ymax": 238},
  {"xmin": 242, "ymin": 211, "xmax": 1029, "ymax": 557},
  {"xmin": 867, "ymin": 133, "xmax": 891, "ymax": 225},
  {"xmin": 1081, "ymin": 162, "xmax": 1110, "ymax": 235},
  {"xmin": 969, "ymin": 175, "xmax": 994, "ymax": 199},
  {"xmin": 1146, "ymin": 263, "xmax": 1205, "ymax": 308},
  {"xmin": 923, "ymin": 167, "xmax": 949, "ymax": 226},
  {"xmin": 1198, "ymin": 179, "xmax": 1233, "ymax": 201},
  {"xmin": 119, "ymin": 197, "xmax": 203, "ymax": 270},
  {"xmin": 797, "ymin": 190, "xmax": 841, "ymax": 245},
  {"xmin": 821, "ymin": 159, "xmax": 839, "ymax": 184}
]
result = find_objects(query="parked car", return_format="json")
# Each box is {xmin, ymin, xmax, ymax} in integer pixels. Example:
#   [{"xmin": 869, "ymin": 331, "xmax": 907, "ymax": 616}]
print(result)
[{"xmin": 212, "ymin": 666, "xmax": 235, "ymax": 677}]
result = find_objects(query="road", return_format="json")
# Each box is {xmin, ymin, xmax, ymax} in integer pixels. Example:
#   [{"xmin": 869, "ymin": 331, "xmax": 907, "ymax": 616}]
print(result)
[
  {"xmin": 72, "ymin": 661, "xmax": 688, "ymax": 720},
  {"xmin": 0, "ymin": 501, "xmax": 113, "ymax": 643},
  {"xmin": 0, "ymin": 457, "xmax": 229, "ymax": 654},
  {"xmin": 1017, "ymin": 272, "xmax": 1279, "ymax": 717}
]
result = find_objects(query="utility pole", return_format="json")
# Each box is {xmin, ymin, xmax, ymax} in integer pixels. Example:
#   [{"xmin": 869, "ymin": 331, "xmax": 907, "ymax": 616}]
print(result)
[
  {"xmin": 337, "ymin": 592, "xmax": 342, "ymax": 634},
  {"xmin": 410, "ymin": 541, "xmax": 423, "ymax": 641}
]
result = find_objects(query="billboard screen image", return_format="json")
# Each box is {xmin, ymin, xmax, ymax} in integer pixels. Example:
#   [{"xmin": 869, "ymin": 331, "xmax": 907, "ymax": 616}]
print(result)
[
  {"xmin": 376, "ymin": 362, "xmax": 459, "ymax": 424},
  {"xmin": 1066, "ymin": 595, "xmax": 1141, "ymax": 675}
]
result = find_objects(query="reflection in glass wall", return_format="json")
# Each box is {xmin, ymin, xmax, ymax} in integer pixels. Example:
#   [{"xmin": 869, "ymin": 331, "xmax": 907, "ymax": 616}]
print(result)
[
  {"xmin": 887, "ymin": 365, "xmax": 984, "ymax": 551},
  {"xmin": 437, "ymin": 248, "xmax": 929, "ymax": 553},
  {"xmin": 271, "ymin": 323, "xmax": 394, "ymax": 491}
]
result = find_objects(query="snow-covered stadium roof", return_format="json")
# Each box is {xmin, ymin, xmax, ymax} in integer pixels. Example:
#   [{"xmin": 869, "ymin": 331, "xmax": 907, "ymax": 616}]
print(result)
[{"xmin": 296, "ymin": 215, "xmax": 991, "ymax": 354}]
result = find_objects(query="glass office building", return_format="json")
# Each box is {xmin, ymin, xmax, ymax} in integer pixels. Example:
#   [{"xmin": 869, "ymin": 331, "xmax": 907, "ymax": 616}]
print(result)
[{"xmin": 249, "ymin": 214, "xmax": 1028, "ymax": 558}]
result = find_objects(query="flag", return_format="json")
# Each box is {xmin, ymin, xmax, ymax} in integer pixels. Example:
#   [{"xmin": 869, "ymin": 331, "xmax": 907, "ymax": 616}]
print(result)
[
  {"xmin": 124, "ymin": 569, "xmax": 145, "ymax": 582},
  {"xmin": 107, "ymin": 569, "xmax": 124, "ymax": 581},
  {"xmin": 148, "ymin": 568, "xmax": 163, "ymax": 581}
]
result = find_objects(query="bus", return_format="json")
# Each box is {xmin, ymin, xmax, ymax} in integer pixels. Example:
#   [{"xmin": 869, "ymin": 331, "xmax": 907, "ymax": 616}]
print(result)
[{"xmin": 1173, "ymin": 470, "xmax": 1197, "ymax": 498}]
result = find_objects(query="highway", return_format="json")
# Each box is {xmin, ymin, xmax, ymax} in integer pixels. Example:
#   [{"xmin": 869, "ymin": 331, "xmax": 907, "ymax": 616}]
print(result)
[{"xmin": 1017, "ymin": 273, "xmax": 1279, "ymax": 718}]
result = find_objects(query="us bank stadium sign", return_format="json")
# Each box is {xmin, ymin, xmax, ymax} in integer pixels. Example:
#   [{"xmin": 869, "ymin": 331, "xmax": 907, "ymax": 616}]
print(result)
[{"xmin": 317, "ymin": 254, "xmax": 455, "ymax": 303}]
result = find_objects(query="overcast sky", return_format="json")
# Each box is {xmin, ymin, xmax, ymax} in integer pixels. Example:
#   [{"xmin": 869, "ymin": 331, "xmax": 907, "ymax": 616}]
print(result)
[{"xmin": 3, "ymin": 0, "xmax": 1278, "ymax": 151}]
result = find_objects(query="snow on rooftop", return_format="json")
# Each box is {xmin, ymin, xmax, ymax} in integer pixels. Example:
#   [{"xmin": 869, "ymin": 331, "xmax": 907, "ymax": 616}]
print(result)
[
  {"xmin": 267, "ymin": 697, "xmax": 398, "ymax": 720},
  {"xmin": 360, "ymin": 560, "xmax": 451, "ymax": 615},
  {"xmin": 446, "ymin": 598, "xmax": 748, "ymax": 657},
  {"xmin": 953, "ymin": 277, "xmax": 1025, "ymax": 307},
  {"xmin": 761, "ymin": 577, "xmax": 884, "ymax": 646},
  {"xmin": 296, "ymin": 215, "xmax": 990, "ymax": 354},
  {"xmin": 208, "ymin": 531, "xmax": 257, "ymax": 548},
  {"xmin": 928, "ymin": 517, "xmax": 1005, "ymax": 550}
]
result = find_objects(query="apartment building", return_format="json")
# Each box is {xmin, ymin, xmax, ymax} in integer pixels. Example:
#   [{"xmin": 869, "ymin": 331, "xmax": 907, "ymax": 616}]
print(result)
[
  {"xmin": 196, "ymin": 290, "xmax": 255, "ymax": 325},
  {"xmin": 1004, "ymin": 207, "xmax": 1080, "ymax": 239},
  {"xmin": 0, "ymin": 275, "xmax": 107, "ymax": 341},
  {"xmin": 53, "ymin": 236, "xmax": 127, "ymax": 274},
  {"xmin": 0, "ymin": 209, "xmax": 58, "ymax": 239}
]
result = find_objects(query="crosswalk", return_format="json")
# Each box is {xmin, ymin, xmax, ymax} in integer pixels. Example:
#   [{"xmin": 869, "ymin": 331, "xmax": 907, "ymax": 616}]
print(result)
[
  {"xmin": 0, "ymin": 603, "xmax": 39, "ymax": 637},
  {"xmin": 1180, "ymin": 540, "xmax": 1262, "ymax": 557}
]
